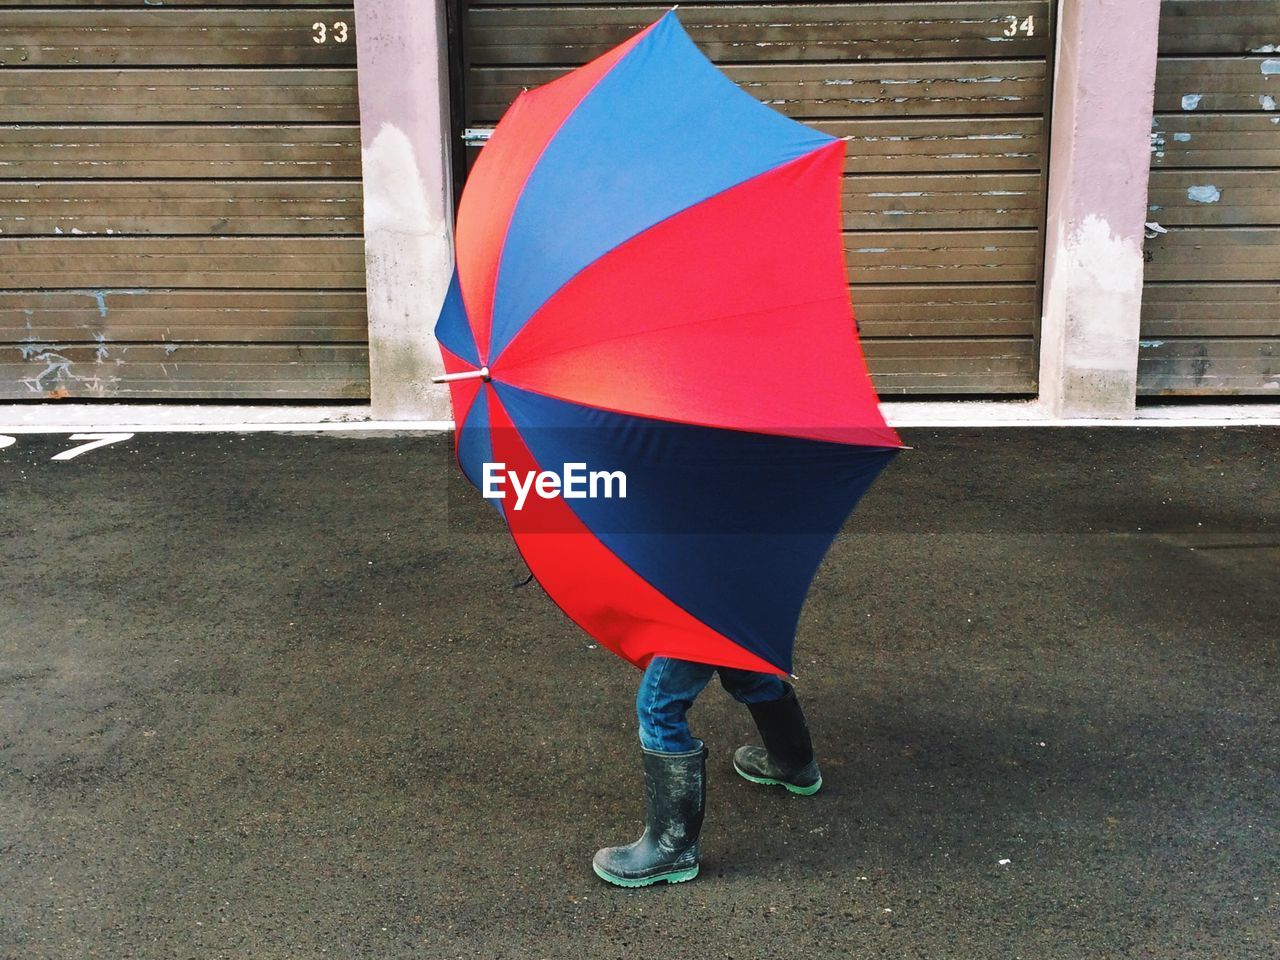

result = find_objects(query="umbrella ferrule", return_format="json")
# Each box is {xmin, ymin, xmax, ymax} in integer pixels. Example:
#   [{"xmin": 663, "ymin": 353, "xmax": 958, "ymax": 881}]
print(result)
[{"xmin": 432, "ymin": 366, "xmax": 491, "ymax": 384}]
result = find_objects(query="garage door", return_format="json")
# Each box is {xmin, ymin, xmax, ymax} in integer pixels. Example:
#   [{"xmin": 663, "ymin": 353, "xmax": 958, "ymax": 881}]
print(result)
[
  {"xmin": 456, "ymin": 1, "xmax": 1056, "ymax": 395},
  {"xmin": 1141, "ymin": 0, "xmax": 1280, "ymax": 395},
  {"xmin": 0, "ymin": 2, "xmax": 368, "ymax": 401}
]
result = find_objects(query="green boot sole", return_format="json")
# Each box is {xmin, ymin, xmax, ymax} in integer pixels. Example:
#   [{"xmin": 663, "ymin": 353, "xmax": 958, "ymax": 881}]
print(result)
[
  {"xmin": 733, "ymin": 760, "xmax": 822, "ymax": 796},
  {"xmin": 592, "ymin": 862, "xmax": 700, "ymax": 888}
]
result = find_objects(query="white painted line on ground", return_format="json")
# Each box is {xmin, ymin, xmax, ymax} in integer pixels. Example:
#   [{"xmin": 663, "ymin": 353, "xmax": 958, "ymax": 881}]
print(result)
[
  {"xmin": 880, "ymin": 401, "xmax": 1280, "ymax": 428},
  {"xmin": 0, "ymin": 419, "xmax": 455, "ymax": 435},
  {"xmin": 1, "ymin": 402, "xmax": 1277, "ymax": 435}
]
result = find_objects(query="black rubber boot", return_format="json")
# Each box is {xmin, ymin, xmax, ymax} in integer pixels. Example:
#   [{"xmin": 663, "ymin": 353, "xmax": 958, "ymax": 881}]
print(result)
[
  {"xmin": 733, "ymin": 683, "xmax": 822, "ymax": 795},
  {"xmin": 592, "ymin": 745, "xmax": 707, "ymax": 887}
]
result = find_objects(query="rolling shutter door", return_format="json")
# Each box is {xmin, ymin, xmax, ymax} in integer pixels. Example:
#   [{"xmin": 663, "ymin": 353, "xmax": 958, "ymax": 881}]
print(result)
[
  {"xmin": 1142, "ymin": 0, "xmax": 1280, "ymax": 395},
  {"xmin": 0, "ymin": 1, "xmax": 368, "ymax": 400},
  {"xmin": 457, "ymin": 1, "xmax": 1056, "ymax": 395}
]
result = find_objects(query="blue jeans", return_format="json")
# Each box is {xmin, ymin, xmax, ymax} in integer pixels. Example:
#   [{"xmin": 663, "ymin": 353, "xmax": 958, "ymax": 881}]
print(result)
[{"xmin": 637, "ymin": 656, "xmax": 787, "ymax": 753}]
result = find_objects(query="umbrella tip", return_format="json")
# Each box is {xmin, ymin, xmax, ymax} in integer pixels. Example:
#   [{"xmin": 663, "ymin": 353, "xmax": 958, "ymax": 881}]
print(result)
[{"xmin": 431, "ymin": 365, "xmax": 491, "ymax": 385}]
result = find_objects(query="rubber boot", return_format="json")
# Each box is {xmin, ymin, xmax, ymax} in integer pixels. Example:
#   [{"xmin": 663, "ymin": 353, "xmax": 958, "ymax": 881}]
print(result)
[
  {"xmin": 733, "ymin": 683, "xmax": 822, "ymax": 795},
  {"xmin": 592, "ymin": 745, "xmax": 707, "ymax": 887}
]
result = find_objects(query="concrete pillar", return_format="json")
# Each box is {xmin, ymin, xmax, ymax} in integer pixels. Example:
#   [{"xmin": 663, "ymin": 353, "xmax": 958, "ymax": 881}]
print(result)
[
  {"xmin": 1039, "ymin": 0, "xmax": 1162, "ymax": 418},
  {"xmin": 354, "ymin": 0, "xmax": 454, "ymax": 420}
]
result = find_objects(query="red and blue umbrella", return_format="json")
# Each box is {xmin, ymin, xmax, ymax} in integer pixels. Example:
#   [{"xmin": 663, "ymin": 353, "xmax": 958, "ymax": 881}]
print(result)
[{"xmin": 435, "ymin": 12, "xmax": 903, "ymax": 676}]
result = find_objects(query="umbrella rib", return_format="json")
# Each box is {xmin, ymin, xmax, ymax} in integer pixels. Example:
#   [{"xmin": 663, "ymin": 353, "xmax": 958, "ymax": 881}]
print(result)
[
  {"xmin": 491, "ymin": 381, "xmax": 896, "ymax": 450},
  {"xmin": 496, "ymin": 292, "xmax": 853, "ymax": 371}
]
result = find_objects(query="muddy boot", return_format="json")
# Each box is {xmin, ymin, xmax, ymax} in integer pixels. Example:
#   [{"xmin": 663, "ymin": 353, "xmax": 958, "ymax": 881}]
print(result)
[
  {"xmin": 733, "ymin": 683, "xmax": 822, "ymax": 795},
  {"xmin": 592, "ymin": 745, "xmax": 707, "ymax": 887}
]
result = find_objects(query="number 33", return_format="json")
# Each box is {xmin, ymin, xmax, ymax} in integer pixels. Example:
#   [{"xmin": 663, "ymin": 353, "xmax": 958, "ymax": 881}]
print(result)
[{"xmin": 312, "ymin": 22, "xmax": 349, "ymax": 44}]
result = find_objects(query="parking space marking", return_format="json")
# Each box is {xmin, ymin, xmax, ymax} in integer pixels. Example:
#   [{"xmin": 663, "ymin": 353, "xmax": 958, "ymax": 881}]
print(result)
[{"xmin": 49, "ymin": 433, "xmax": 135, "ymax": 461}]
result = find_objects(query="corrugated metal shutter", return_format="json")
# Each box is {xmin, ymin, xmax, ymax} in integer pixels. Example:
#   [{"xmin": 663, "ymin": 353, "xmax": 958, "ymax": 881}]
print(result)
[
  {"xmin": 1142, "ymin": 0, "xmax": 1280, "ymax": 395},
  {"xmin": 457, "ymin": 1, "xmax": 1057, "ymax": 395},
  {"xmin": 0, "ymin": 1, "xmax": 368, "ymax": 400}
]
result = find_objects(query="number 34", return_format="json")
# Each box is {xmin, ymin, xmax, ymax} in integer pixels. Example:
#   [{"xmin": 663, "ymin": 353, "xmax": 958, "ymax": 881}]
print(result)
[{"xmin": 1004, "ymin": 15, "xmax": 1035, "ymax": 37}]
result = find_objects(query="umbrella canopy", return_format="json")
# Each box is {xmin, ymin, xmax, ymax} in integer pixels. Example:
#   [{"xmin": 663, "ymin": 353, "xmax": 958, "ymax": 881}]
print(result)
[{"xmin": 435, "ymin": 11, "xmax": 903, "ymax": 676}]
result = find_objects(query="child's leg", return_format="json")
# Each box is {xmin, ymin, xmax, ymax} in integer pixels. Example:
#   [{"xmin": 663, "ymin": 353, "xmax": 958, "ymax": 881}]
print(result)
[
  {"xmin": 636, "ymin": 656, "xmax": 718, "ymax": 752},
  {"xmin": 594, "ymin": 657, "xmax": 713, "ymax": 887},
  {"xmin": 720, "ymin": 671, "xmax": 823, "ymax": 795},
  {"xmin": 717, "ymin": 667, "xmax": 788, "ymax": 706}
]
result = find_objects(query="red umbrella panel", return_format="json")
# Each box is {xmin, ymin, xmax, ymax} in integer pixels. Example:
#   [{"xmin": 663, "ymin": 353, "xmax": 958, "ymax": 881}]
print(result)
[{"xmin": 435, "ymin": 12, "xmax": 903, "ymax": 676}]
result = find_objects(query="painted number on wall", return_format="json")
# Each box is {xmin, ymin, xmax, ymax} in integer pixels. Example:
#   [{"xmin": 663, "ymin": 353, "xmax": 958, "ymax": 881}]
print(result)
[
  {"xmin": 312, "ymin": 21, "xmax": 350, "ymax": 44},
  {"xmin": 1004, "ymin": 15, "xmax": 1035, "ymax": 37}
]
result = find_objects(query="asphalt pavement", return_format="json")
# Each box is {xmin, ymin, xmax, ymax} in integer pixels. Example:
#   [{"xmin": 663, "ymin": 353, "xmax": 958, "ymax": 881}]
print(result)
[{"xmin": 1, "ymin": 426, "xmax": 1277, "ymax": 959}]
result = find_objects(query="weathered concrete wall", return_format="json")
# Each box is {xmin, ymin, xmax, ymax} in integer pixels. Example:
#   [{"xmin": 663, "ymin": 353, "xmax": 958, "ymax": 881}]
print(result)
[
  {"xmin": 354, "ymin": 0, "xmax": 454, "ymax": 420},
  {"xmin": 1039, "ymin": 0, "xmax": 1162, "ymax": 417}
]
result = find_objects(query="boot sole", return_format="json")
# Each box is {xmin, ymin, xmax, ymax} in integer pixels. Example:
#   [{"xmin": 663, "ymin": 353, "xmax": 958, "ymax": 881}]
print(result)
[
  {"xmin": 733, "ymin": 761, "xmax": 822, "ymax": 796},
  {"xmin": 592, "ymin": 862, "xmax": 699, "ymax": 888}
]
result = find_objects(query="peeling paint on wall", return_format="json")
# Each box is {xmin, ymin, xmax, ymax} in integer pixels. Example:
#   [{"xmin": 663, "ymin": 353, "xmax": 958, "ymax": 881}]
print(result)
[
  {"xmin": 1261, "ymin": 59, "xmax": 1280, "ymax": 76},
  {"xmin": 1261, "ymin": 95, "xmax": 1279, "ymax": 111},
  {"xmin": 1187, "ymin": 185, "xmax": 1222, "ymax": 204},
  {"xmin": 1041, "ymin": 215, "xmax": 1143, "ymax": 412},
  {"xmin": 1181, "ymin": 94, "xmax": 1203, "ymax": 110},
  {"xmin": 360, "ymin": 122, "xmax": 452, "ymax": 420},
  {"xmin": 13, "ymin": 343, "xmax": 119, "ymax": 397}
]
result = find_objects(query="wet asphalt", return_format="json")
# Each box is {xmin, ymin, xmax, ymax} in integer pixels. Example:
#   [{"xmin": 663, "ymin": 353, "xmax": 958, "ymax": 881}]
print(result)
[{"xmin": 1, "ymin": 426, "xmax": 1277, "ymax": 959}]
